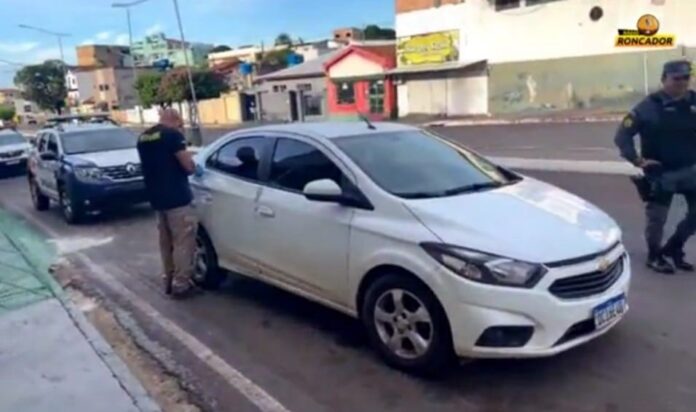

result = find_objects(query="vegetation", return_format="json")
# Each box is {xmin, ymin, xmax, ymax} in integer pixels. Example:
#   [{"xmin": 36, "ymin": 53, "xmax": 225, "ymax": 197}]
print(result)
[
  {"xmin": 0, "ymin": 104, "xmax": 15, "ymax": 121},
  {"xmin": 13, "ymin": 60, "xmax": 66, "ymax": 113},
  {"xmin": 364, "ymin": 25, "xmax": 396, "ymax": 40}
]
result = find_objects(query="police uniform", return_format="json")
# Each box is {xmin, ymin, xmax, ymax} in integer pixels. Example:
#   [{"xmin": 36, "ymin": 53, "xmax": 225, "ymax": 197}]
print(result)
[{"xmin": 614, "ymin": 60, "xmax": 696, "ymax": 271}]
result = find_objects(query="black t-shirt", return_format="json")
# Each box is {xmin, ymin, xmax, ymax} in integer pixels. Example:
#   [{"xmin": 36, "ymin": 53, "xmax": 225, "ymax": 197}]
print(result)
[{"xmin": 137, "ymin": 125, "xmax": 193, "ymax": 211}]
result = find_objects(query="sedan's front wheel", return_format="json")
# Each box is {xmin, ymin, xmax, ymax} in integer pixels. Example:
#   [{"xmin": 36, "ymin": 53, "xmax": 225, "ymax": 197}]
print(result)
[{"xmin": 362, "ymin": 273, "xmax": 455, "ymax": 376}]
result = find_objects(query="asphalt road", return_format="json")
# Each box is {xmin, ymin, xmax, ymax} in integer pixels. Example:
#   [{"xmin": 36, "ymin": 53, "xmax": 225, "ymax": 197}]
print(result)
[
  {"xmin": 1, "ymin": 167, "xmax": 695, "ymax": 412},
  {"xmin": 130, "ymin": 120, "xmax": 624, "ymax": 162}
]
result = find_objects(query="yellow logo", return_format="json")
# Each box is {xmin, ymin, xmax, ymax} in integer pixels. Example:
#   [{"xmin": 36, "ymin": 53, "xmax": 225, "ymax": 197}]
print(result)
[
  {"xmin": 615, "ymin": 14, "xmax": 676, "ymax": 48},
  {"xmin": 397, "ymin": 30, "xmax": 460, "ymax": 67},
  {"xmin": 622, "ymin": 115, "xmax": 634, "ymax": 129}
]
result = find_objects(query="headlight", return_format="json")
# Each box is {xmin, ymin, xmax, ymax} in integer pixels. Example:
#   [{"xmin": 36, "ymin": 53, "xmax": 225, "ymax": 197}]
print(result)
[
  {"xmin": 75, "ymin": 167, "xmax": 106, "ymax": 182},
  {"xmin": 421, "ymin": 242, "xmax": 546, "ymax": 288}
]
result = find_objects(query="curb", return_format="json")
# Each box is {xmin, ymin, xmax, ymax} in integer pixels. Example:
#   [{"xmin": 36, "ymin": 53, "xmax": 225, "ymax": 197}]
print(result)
[
  {"xmin": 0, "ymin": 210, "xmax": 161, "ymax": 412},
  {"xmin": 424, "ymin": 115, "xmax": 624, "ymax": 128},
  {"xmin": 490, "ymin": 156, "xmax": 638, "ymax": 175}
]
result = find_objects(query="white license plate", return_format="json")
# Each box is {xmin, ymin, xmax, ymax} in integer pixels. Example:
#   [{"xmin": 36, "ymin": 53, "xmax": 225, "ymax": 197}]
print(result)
[
  {"xmin": 593, "ymin": 294, "xmax": 627, "ymax": 329},
  {"xmin": 4, "ymin": 160, "xmax": 20, "ymax": 166}
]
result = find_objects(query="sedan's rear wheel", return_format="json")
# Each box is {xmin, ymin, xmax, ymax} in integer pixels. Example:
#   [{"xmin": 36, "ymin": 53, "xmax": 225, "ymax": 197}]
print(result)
[
  {"xmin": 362, "ymin": 273, "xmax": 455, "ymax": 376},
  {"xmin": 193, "ymin": 230, "xmax": 226, "ymax": 290}
]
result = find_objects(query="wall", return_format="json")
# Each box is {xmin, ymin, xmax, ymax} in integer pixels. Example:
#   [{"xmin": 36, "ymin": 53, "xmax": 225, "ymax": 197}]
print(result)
[
  {"xmin": 197, "ymin": 93, "xmax": 243, "ymax": 125},
  {"xmin": 396, "ymin": 0, "xmax": 696, "ymax": 64},
  {"xmin": 400, "ymin": 66, "xmax": 488, "ymax": 116},
  {"xmin": 76, "ymin": 71, "xmax": 95, "ymax": 104},
  {"xmin": 76, "ymin": 45, "xmax": 129, "ymax": 67},
  {"xmin": 488, "ymin": 47, "xmax": 695, "ymax": 114},
  {"xmin": 257, "ymin": 76, "xmax": 328, "ymax": 121},
  {"xmin": 396, "ymin": 0, "xmax": 463, "ymax": 14}
]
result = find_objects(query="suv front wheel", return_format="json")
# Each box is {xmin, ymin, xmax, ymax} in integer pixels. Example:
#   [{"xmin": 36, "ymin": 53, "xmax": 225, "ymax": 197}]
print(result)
[{"xmin": 59, "ymin": 187, "xmax": 83, "ymax": 224}]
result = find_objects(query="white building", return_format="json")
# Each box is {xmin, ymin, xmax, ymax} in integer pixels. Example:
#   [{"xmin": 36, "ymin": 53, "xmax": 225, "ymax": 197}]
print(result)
[{"xmin": 394, "ymin": 0, "xmax": 696, "ymax": 116}]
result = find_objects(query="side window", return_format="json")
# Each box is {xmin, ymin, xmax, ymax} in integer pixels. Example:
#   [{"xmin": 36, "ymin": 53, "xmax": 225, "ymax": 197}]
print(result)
[
  {"xmin": 36, "ymin": 133, "xmax": 47, "ymax": 152},
  {"xmin": 269, "ymin": 138, "xmax": 344, "ymax": 192},
  {"xmin": 208, "ymin": 137, "xmax": 268, "ymax": 182},
  {"xmin": 46, "ymin": 134, "xmax": 59, "ymax": 154}
]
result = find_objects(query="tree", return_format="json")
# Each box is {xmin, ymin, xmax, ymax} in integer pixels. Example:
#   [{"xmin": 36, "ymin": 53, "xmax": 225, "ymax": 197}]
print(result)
[
  {"xmin": 210, "ymin": 45, "xmax": 232, "ymax": 53},
  {"xmin": 14, "ymin": 60, "xmax": 67, "ymax": 113},
  {"xmin": 159, "ymin": 68, "xmax": 229, "ymax": 104},
  {"xmin": 134, "ymin": 72, "xmax": 164, "ymax": 108},
  {"xmin": 364, "ymin": 25, "xmax": 396, "ymax": 40},
  {"xmin": 274, "ymin": 33, "xmax": 293, "ymax": 47},
  {"xmin": 260, "ymin": 48, "xmax": 293, "ymax": 73},
  {"xmin": 0, "ymin": 105, "xmax": 15, "ymax": 121}
]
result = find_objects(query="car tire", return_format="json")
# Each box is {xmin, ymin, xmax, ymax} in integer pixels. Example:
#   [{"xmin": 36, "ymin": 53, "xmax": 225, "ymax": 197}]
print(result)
[
  {"xmin": 361, "ymin": 273, "xmax": 455, "ymax": 376},
  {"xmin": 29, "ymin": 177, "xmax": 49, "ymax": 211},
  {"xmin": 193, "ymin": 229, "xmax": 226, "ymax": 290},
  {"xmin": 59, "ymin": 187, "xmax": 82, "ymax": 224}
]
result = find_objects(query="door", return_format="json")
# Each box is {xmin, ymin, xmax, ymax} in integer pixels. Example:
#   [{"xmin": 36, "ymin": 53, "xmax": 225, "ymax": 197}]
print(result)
[
  {"xmin": 37, "ymin": 132, "xmax": 60, "ymax": 196},
  {"xmin": 254, "ymin": 137, "xmax": 354, "ymax": 303},
  {"xmin": 368, "ymin": 80, "xmax": 385, "ymax": 116},
  {"xmin": 197, "ymin": 136, "xmax": 271, "ymax": 275}
]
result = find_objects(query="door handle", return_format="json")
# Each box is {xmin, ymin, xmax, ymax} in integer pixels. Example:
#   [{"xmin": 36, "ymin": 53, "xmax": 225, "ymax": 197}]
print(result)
[{"xmin": 255, "ymin": 205, "xmax": 275, "ymax": 218}]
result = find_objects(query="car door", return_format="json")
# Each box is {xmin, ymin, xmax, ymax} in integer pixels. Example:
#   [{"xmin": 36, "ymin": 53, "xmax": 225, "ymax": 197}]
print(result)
[
  {"xmin": 195, "ymin": 135, "xmax": 272, "ymax": 276},
  {"xmin": 37, "ymin": 132, "xmax": 61, "ymax": 197},
  {"xmin": 253, "ymin": 136, "xmax": 355, "ymax": 305}
]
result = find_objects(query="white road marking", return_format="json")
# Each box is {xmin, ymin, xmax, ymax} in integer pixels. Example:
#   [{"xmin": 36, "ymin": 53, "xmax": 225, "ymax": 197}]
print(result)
[
  {"xmin": 49, "ymin": 235, "xmax": 114, "ymax": 255},
  {"xmin": 490, "ymin": 156, "xmax": 638, "ymax": 175},
  {"xmin": 12, "ymin": 206, "xmax": 292, "ymax": 412}
]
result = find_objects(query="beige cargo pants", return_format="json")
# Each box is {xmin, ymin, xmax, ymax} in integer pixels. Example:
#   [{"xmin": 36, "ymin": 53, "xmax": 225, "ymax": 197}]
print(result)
[{"xmin": 157, "ymin": 205, "xmax": 197, "ymax": 292}]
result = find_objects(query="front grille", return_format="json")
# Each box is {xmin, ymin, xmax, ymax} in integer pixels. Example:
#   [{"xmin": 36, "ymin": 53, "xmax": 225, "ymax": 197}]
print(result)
[
  {"xmin": 549, "ymin": 255, "xmax": 625, "ymax": 299},
  {"xmin": 555, "ymin": 318, "xmax": 596, "ymax": 346},
  {"xmin": 0, "ymin": 150, "xmax": 24, "ymax": 159},
  {"xmin": 101, "ymin": 164, "xmax": 142, "ymax": 181}
]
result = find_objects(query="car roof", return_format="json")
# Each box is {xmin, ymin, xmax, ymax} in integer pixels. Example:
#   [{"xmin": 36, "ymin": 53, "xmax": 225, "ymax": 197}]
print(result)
[
  {"xmin": 242, "ymin": 121, "xmax": 419, "ymax": 139},
  {"xmin": 40, "ymin": 123, "xmax": 125, "ymax": 134}
]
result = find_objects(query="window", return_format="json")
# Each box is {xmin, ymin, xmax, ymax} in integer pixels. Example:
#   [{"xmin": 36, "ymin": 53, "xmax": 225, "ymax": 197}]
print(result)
[
  {"xmin": 494, "ymin": 0, "xmax": 520, "ymax": 10},
  {"xmin": 46, "ymin": 134, "xmax": 59, "ymax": 154},
  {"xmin": 208, "ymin": 137, "xmax": 269, "ymax": 182},
  {"xmin": 526, "ymin": 0, "xmax": 563, "ymax": 5},
  {"xmin": 36, "ymin": 134, "xmax": 46, "ymax": 152},
  {"xmin": 269, "ymin": 139, "xmax": 344, "ymax": 192},
  {"xmin": 60, "ymin": 129, "xmax": 137, "ymax": 155},
  {"xmin": 23, "ymin": 104, "xmax": 32, "ymax": 113},
  {"xmin": 297, "ymin": 83, "xmax": 312, "ymax": 92},
  {"xmin": 335, "ymin": 81, "xmax": 355, "ymax": 105},
  {"xmin": 335, "ymin": 130, "xmax": 516, "ymax": 199},
  {"xmin": 272, "ymin": 84, "xmax": 288, "ymax": 93}
]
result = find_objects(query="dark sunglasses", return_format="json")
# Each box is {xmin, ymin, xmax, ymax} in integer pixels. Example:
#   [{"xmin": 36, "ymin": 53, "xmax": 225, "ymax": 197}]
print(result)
[{"xmin": 672, "ymin": 74, "xmax": 691, "ymax": 81}]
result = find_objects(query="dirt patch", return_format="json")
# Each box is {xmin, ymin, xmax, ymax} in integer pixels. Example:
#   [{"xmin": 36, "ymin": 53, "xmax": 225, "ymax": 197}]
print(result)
[{"xmin": 53, "ymin": 263, "xmax": 203, "ymax": 412}]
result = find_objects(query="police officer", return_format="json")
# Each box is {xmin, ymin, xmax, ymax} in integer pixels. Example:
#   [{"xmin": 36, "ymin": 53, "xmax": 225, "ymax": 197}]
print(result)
[{"xmin": 615, "ymin": 59, "xmax": 696, "ymax": 274}]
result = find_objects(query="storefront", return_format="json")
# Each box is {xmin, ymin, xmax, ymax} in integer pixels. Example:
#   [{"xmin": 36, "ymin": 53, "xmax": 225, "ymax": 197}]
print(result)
[{"xmin": 324, "ymin": 45, "xmax": 396, "ymax": 120}]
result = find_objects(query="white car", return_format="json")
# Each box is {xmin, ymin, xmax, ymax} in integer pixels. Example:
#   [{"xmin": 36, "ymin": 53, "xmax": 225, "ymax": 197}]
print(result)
[
  {"xmin": 191, "ymin": 122, "xmax": 630, "ymax": 374},
  {"xmin": 0, "ymin": 129, "xmax": 31, "ymax": 172}
]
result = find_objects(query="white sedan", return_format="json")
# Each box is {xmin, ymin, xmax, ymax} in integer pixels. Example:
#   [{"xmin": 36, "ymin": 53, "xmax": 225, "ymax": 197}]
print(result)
[{"xmin": 190, "ymin": 122, "xmax": 630, "ymax": 374}]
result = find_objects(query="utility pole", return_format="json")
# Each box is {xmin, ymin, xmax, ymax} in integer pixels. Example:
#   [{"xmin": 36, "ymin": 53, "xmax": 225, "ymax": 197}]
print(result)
[{"xmin": 172, "ymin": 0, "xmax": 202, "ymax": 146}]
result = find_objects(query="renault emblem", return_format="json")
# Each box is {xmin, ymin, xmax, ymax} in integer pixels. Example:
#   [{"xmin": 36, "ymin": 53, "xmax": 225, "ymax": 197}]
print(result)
[{"xmin": 125, "ymin": 163, "xmax": 137, "ymax": 175}]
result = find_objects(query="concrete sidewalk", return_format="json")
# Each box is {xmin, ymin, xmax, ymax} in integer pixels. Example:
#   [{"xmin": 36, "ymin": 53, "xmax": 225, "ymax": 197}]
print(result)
[{"xmin": 0, "ymin": 209, "xmax": 160, "ymax": 412}]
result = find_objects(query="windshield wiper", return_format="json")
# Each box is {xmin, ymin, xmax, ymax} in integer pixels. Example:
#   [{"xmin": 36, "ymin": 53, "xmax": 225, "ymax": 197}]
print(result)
[{"xmin": 442, "ymin": 181, "xmax": 505, "ymax": 196}]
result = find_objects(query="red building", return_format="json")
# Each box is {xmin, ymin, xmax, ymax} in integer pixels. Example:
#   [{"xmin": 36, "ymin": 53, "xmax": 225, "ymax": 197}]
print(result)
[{"xmin": 323, "ymin": 44, "xmax": 396, "ymax": 120}]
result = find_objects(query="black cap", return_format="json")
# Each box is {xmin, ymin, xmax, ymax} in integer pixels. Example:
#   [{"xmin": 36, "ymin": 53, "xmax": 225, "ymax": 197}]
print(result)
[{"xmin": 662, "ymin": 59, "xmax": 692, "ymax": 77}]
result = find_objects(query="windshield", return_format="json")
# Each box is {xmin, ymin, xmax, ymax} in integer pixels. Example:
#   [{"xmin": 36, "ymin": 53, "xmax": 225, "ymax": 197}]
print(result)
[
  {"xmin": 0, "ymin": 132, "xmax": 25, "ymax": 147},
  {"xmin": 61, "ymin": 129, "xmax": 137, "ymax": 155},
  {"xmin": 335, "ymin": 130, "xmax": 518, "ymax": 199}
]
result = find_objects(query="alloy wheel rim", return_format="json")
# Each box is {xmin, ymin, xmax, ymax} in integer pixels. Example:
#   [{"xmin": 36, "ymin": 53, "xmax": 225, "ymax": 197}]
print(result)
[
  {"xmin": 193, "ymin": 237, "xmax": 207, "ymax": 281},
  {"xmin": 374, "ymin": 289, "xmax": 433, "ymax": 360}
]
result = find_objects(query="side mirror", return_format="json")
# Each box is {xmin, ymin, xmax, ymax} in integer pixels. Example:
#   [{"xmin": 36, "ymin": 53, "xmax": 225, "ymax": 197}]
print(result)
[
  {"xmin": 40, "ymin": 152, "xmax": 57, "ymax": 161},
  {"xmin": 303, "ymin": 179, "xmax": 344, "ymax": 203}
]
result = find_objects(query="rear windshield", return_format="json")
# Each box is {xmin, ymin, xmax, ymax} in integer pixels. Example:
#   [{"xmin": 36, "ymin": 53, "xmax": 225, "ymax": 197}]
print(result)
[{"xmin": 61, "ymin": 129, "xmax": 137, "ymax": 155}]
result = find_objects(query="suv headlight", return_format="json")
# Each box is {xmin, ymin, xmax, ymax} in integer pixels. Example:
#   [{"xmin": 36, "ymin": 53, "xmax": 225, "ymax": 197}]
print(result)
[
  {"xmin": 75, "ymin": 167, "xmax": 106, "ymax": 182},
  {"xmin": 421, "ymin": 242, "xmax": 546, "ymax": 288}
]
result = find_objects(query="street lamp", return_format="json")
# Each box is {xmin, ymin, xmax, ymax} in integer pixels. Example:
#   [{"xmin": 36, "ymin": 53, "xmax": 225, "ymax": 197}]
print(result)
[
  {"xmin": 112, "ymin": 0, "xmax": 202, "ymax": 144},
  {"xmin": 112, "ymin": 0, "xmax": 150, "ymax": 125}
]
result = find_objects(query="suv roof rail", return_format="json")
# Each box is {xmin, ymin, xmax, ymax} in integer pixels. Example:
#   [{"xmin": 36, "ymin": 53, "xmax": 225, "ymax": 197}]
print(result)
[{"xmin": 45, "ymin": 113, "xmax": 119, "ymax": 127}]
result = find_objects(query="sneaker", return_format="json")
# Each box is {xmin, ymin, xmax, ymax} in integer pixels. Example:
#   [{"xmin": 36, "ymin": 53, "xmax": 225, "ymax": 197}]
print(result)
[
  {"xmin": 646, "ymin": 256, "xmax": 676, "ymax": 274},
  {"xmin": 664, "ymin": 252, "xmax": 695, "ymax": 272}
]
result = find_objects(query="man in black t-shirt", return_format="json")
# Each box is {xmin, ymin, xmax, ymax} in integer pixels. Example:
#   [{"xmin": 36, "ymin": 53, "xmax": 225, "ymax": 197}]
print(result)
[{"xmin": 137, "ymin": 109, "xmax": 198, "ymax": 298}]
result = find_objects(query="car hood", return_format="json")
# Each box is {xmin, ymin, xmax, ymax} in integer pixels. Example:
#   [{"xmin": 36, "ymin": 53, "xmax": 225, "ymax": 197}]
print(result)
[
  {"xmin": 65, "ymin": 148, "xmax": 139, "ymax": 167},
  {"xmin": 0, "ymin": 143, "xmax": 31, "ymax": 153},
  {"xmin": 404, "ymin": 178, "xmax": 621, "ymax": 263}
]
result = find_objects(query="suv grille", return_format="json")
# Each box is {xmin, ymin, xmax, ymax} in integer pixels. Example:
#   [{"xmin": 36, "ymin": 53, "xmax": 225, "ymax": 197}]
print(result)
[
  {"xmin": 0, "ymin": 150, "xmax": 24, "ymax": 159},
  {"xmin": 102, "ymin": 164, "xmax": 142, "ymax": 181},
  {"xmin": 549, "ymin": 255, "xmax": 625, "ymax": 299}
]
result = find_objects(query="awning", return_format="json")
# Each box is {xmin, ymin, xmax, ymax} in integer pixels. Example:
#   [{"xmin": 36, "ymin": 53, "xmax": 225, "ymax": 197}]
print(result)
[{"xmin": 386, "ymin": 60, "xmax": 487, "ymax": 75}]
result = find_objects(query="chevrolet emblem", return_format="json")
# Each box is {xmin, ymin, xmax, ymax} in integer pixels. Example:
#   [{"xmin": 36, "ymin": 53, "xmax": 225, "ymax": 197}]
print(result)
[{"xmin": 598, "ymin": 258, "xmax": 611, "ymax": 272}]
